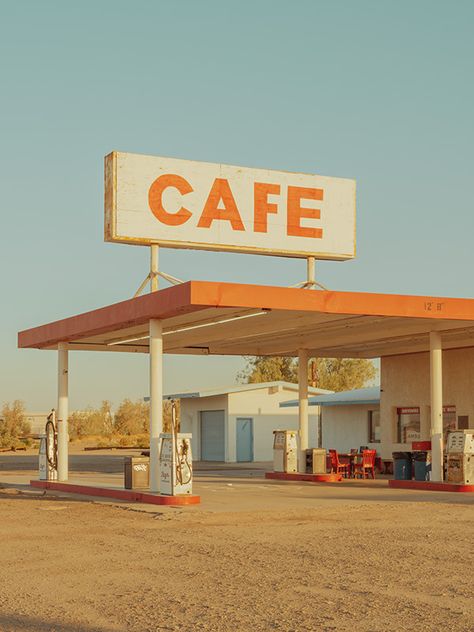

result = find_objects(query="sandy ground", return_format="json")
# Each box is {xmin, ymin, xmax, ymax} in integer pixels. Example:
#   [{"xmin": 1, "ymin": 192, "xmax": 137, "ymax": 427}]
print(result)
[{"xmin": 1, "ymin": 451, "xmax": 473, "ymax": 631}]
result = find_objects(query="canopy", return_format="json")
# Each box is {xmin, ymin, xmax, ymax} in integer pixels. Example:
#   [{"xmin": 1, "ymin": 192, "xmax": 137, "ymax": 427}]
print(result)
[{"xmin": 18, "ymin": 281, "xmax": 474, "ymax": 358}]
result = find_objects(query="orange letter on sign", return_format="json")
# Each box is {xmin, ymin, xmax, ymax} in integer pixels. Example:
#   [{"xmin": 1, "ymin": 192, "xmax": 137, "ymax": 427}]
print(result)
[
  {"xmin": 287, "ymin": 186, "xmax": 323, "ymax": 238},
  {"xmin": 254, "ymin": 182, "xmax": 280, "ymax": 233},
  {"xmin": 148, "ymin": 174, "xmax": 193, "ymax": 226},
  {"xmin": 197, "ymin": 178, "xmax": 245, "ymax": 231}
]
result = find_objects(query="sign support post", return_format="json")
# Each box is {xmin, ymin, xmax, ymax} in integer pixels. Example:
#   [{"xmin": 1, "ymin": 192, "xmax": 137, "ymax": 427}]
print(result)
[{"xmin": 150, "ymin": 244, "xmax": 159, "ymax": 292}]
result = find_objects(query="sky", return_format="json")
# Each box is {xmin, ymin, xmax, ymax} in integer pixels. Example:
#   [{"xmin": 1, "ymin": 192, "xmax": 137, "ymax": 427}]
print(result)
[{"xmin": 0, "ymin": 0, "xmax": 473, "ymax": 411}]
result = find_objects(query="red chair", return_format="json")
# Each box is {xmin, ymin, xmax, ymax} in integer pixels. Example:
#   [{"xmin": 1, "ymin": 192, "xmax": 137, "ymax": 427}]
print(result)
[
  {"xmin": 329, "ymin": 449, "xmax": 350, "ymax": 478},
  {"xmin": 353, "ymin": 450, "xmax": 376, "ymax": 479}
]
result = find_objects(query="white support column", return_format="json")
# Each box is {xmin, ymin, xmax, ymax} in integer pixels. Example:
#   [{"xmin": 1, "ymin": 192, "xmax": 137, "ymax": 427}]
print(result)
[
  {"xmin": 57, "ymin": 343, "xmax": 69, "ymax": 481},
  {"xmin": 149, "ymin": 318, "xmax": 163, "ymax": 492},
  {"xmin": 430, "ymin": 332, "xmax": 443, "ymax": 482},
  {"xmin": 298, "ymin": 349, "xmax": 309, "ymax": 473}
]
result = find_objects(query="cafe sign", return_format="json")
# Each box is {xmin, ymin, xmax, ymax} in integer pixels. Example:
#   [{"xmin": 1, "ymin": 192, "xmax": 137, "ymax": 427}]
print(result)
[{"xmin": 104, "ymin": 151, "xmax": 356, "ymax": 260}]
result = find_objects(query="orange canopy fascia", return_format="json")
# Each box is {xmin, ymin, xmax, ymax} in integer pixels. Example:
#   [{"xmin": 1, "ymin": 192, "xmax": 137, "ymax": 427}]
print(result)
[{"xmin": 18, "ymin": 281, "xmax": 474, "ymax": 358}]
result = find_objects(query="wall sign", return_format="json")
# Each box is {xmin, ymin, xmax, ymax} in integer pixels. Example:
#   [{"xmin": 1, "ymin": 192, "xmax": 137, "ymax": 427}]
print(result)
[{"xmin": 105, "ymin": 151, "xmax": 356, "ymax": 260}]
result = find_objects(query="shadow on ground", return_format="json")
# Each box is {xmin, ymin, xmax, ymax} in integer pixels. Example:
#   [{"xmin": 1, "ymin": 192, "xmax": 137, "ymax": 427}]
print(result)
[{"xmin": 0, "ymin": 613, "xmax": 118, "ymax": 632}]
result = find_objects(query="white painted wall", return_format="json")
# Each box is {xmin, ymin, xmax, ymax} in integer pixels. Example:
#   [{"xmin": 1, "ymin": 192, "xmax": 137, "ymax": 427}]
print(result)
[
  {"xmin": 24, "ymin": 412, "xmax": 49, "ymax": 435},
  {"xmin": 320, "ymin": 404, "xmax": 379, "ymax": 454},
  {"xmin": 228, "ymin": 386, "xmax": 319, "ymax": 461}
]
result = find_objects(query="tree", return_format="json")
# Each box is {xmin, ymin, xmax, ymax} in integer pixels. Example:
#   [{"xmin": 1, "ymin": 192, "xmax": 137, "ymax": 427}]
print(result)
[
  {"xmin": 238, "ymin": 356, "xmax": 296, "ymax": 384},
  {"xmin": 0, "ymin": 400, "xmax": 31, "ymax": 448},
  {"xmin": 310, "ymin": 358, "xmax": 377, "ymax": 391},
  {"xmin": 239, "ymin": 356, "xmax": 377, "ymax": 392}
]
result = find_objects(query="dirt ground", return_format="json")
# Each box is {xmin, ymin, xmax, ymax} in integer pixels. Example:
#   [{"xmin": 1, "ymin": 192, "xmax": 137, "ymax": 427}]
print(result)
[{"xmin": 1, "ymin": 452, "xmax": 473, "ymax": 631}]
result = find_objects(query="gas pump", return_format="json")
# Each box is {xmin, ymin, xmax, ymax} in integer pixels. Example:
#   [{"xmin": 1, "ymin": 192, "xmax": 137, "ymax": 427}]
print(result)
[
  {"xmin": 159, "ymin": 400, "xmax": 193, "ymax": 495},
  {"xmin": 39, "ymin": 409, "xmax": 58, "ymax": 481}
]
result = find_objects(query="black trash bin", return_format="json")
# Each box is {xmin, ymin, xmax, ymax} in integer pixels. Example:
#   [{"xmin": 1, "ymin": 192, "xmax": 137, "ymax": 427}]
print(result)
[
  {"xmin": 413, "ymin": 451, "xmax": 431, "ymax": 481},
  {"xmin": 392, "ymin": 452, "xmax": 413, "ymax": 480}
]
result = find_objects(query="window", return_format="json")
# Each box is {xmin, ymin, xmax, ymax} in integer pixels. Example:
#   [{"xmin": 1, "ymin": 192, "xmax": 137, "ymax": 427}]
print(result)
[
  {"xmin": 397, "ymin": 407, "xmax": 420, "ymax": 443},
  {"xmin": 443, "ymin": 406, "xmax": 456, "ymax": 440},
  {"xmin": 368, "ymin": 410, "xmax": 381, "ymax": 443},
  {"xmin": 458, "ymin": 415, "xmax": 469, "ymax": 430}
]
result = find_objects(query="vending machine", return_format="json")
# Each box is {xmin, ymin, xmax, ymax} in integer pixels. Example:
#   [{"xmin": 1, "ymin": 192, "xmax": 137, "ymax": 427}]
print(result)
[{"xmin": 272, "ymin": 430, "xmax": 298, "ymax": 473}]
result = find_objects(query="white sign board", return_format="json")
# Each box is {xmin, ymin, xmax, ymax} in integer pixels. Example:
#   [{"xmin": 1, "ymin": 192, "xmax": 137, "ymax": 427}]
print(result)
[{"xmin": 105, "ymin": 151, "xmax": 356, "ymax": 260}]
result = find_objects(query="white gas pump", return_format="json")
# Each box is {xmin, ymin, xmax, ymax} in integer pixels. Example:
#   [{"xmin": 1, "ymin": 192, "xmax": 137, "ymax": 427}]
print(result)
[
  {"xmin": 39, "ymin": 409, "xmax": 58, "ymax": 481},
  {"xmin": 159, "ymin": 400, "xmax": 193, "ymax": 495},
  {"xmin": 273, "ymin": 430, "xmax": 298, "ymax": 473},
  {"xmin": 446, "ymin": 429, "xmax": 474, "ymax": 484}
]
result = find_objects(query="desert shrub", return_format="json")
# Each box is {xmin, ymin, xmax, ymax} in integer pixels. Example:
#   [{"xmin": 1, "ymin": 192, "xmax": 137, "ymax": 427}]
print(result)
[
  {"xmin": 0, "ymin": 401, "xmax": 31, "ymax": 448},
  {"xmin": 114, "ymin": 399, "xmax": 150, "ymax": 435},
  {"xmin": 69, "ymin": 401, "xmax": 113, "ymax": 440}
]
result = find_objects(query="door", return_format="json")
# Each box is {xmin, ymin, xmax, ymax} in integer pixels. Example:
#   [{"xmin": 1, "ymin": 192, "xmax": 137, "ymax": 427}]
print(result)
[
  {"xmin": 236, "ymin": 418, "xmax": 253, "ymax": 462},
  {"xmin": 200, "ymin": 410, "xmax": 225, "ymax": 461}
]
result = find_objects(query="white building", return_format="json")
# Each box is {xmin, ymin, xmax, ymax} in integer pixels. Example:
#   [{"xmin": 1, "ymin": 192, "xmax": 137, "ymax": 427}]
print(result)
[
  {"xmin": 281, "ymin": 387, "xmax": 380, "ymax": 454},
  {"xmin": 25, "ymin": 412, "xmax": 50, "ymax": 436},
  {"xmin": 168, "ymin": 382, "xmax": 330, "ymax": 462}
]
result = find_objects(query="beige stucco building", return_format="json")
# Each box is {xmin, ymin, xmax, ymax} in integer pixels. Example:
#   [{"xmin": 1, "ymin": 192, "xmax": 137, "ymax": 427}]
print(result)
[{"xmin": 380, "ymin": 348, "xmax": 474, "ymax": 458}]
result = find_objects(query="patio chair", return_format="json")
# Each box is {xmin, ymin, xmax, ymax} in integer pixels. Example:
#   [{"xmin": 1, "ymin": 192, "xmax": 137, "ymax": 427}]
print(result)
[
  {"xmin": 353, "ymin": 449, "xmax": 376, "ymax": 479},
  {"xmin": 329, "ymin": 449, "xmax": 350, "ymax": 478}
]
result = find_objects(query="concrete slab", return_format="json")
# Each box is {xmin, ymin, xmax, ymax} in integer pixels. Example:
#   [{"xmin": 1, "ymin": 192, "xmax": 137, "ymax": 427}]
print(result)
[{"xmin": 2, "ymin": 451, "xmax": 474, "ymax": 513}]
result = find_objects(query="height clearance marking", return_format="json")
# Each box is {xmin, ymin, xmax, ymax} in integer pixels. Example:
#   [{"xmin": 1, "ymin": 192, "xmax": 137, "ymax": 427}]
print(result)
[{"xmin": 105, "ymin": 151, "xmax": 356, "ymax": 260}]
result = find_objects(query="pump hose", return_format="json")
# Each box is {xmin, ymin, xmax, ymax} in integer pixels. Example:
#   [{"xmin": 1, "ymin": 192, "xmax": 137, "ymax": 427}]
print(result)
[{"xmin": 45, "ymin": 418, "xmax": 58, "ymax": 470}]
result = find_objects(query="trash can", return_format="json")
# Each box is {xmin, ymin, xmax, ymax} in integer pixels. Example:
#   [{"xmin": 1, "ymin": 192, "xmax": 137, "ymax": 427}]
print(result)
[
  {"xmin": 124, "ymin": 456, "xmax": 150, "ymax": 489},
  {"xmin": 306, "ymin": 448, "xmax": 327, "ymax": 474},
  {"xmin": 413, "ymin": 451, "xmax": 431, "ymax": 481},
  {"xmin": 392, "ymin": 452, "xmax": 413, "ymax": 480}
]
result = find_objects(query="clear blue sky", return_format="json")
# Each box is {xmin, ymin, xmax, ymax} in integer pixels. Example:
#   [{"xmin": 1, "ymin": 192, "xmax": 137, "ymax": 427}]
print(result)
[{"xmin": 1, "ymin": 0, "xmax": 473, "ymax": 411}]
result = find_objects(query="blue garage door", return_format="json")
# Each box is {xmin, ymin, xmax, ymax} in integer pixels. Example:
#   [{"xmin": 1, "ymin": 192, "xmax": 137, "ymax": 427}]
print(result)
[{"xmin": 200, "ymin": 410, "xmax": 225, "ymax": 461}]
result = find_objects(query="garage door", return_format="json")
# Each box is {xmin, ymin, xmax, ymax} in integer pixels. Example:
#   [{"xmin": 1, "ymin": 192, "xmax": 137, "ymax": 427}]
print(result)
[{"xmin": 200, "ymin": 410, "xmax": 225, "ymax": 461}]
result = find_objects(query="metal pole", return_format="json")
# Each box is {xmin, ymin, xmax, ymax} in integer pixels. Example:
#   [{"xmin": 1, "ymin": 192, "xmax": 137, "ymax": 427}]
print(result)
[
  {"xmin": 430, "ymin": 331, "xmax": 443, "ymax": 482},
  {"xmin": 298, "ymin": 349, "xmax": 309, "ymax": 473},
  {"xmin": 150, "ymin": 245, "xmax": 159, "ymax": 292},
  {"xmin": 57, "ymin": 343, "xmax": 69, "ymax": 481},
  {"xmin": 149, "ymin": 318, "xmax": 163, "ymax": 492},
  {"xmin": 307, "ymin": 257, "xmax": 315, "ymax": 287}
]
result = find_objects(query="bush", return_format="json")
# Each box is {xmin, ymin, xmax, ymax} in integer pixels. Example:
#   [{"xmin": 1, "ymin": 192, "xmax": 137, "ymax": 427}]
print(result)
[
  {"xmin": 69, "ymin": 401, "xmax": 113, "ymax": 440},
  {"xmin": 114, "ymin": 399, "xmax": 150, "ymax": 435},
  {"xmin": 0, "ymin": 401, "xmax": 31, "ymax": 448}
]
